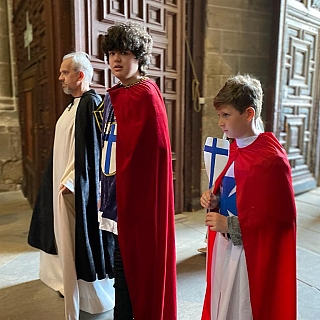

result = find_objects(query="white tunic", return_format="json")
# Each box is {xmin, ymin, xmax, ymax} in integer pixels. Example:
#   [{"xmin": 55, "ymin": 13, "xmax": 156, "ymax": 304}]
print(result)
[
  {"xmin": 210, "ymin": 136, "xmax": 258, "ymax": 320},
  {"xmin": 39, "ymin": 98, "xmax": 114, "ymax": 320}
]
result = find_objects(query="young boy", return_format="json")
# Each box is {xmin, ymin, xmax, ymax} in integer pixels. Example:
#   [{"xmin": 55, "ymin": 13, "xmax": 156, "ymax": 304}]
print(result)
[
  {"xmin": 200, "ymin": 75, "xmax": 297, "ymax": 320},
  {"xmin": 99, "ymin": 22, "xmax": 177, "ymax": 320}
]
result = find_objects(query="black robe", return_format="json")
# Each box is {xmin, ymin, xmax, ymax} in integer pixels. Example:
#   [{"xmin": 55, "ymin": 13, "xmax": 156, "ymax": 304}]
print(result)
[{"xmin": 28, "ymin": 89, "xmax": 113, "ymax": 281}]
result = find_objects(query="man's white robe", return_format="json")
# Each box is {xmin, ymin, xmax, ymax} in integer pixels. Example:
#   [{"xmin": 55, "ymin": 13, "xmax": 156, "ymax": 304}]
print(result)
[{"xmin": 39, "ymin": 98, "xmax": 114, "ymax": 320}]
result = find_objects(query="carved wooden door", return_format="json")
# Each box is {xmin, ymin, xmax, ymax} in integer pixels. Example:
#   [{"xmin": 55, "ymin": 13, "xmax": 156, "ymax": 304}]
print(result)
[
  {"xmin": 13, "ymin": 0, "xmax": 61, "ymax": 206},
  {"xmin": 274, "ymin": 0, "xmax": 320, "ymax": 193},
  {"xmin": 74, "ymin": 0, "xmax": 185, "ymax": 212},
  {"xmin": 20, "ymin": 66, "xmax": 38, "ymax": 204}
]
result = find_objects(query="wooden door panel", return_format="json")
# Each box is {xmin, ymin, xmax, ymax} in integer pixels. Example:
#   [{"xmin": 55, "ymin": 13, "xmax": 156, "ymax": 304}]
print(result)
[
  {"xmin": 13, "ymin": 0, "xmax": 71, "ymax": 206},
  {"xmin": 14, "ymin": 0, "xmax": 184, "ymax": 210},
  {"xmin": 275, "ymin": 2, "xmax": 320, "ymax": 193},
  {"xmin": 21, "ymin": 66, "xmax": 38, "ymax": 205}
]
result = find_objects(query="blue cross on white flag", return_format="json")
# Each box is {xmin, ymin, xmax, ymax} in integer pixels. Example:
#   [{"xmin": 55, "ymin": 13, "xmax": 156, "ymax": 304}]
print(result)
[
  {"xmin": 101, "ymin": 122, "xmax": 117, "ymax": 176},
  {"xmin": 220, "ymin": 164, "xmax": 237, "ymax": 216},
  {"xmin": 203, "ymin": 137, "xmax": 229, "ymax": 189}
]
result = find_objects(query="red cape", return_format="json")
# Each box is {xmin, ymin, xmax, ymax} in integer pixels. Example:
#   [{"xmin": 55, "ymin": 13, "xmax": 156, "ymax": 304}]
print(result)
[
  {"xmin": 108, "ymin": 79, "xmax": 177, "ymax": 320},
  {"xmin": 202, "ymin": 132, "xmax": 297, "ymax": 320}
]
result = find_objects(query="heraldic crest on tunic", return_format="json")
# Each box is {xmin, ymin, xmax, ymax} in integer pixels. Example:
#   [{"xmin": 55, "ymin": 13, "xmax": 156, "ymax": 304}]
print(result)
[{"xmin": 101, "ymin": 97, "xmax": 116, "ymax": 177}]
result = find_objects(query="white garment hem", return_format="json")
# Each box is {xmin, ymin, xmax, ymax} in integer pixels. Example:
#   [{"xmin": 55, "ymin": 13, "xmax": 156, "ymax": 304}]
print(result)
[{"xmin": 98, "ymin": 212, "xmax": 118, "ymax": 234}]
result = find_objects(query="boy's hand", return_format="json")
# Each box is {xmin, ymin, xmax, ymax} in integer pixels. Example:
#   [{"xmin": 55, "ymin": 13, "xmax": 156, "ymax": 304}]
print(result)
[
  {"xmin": 60, "ymin": 185, "xmax": 72, "ymax": 195},
  {"xmin": 205, "ymin": 212, "xmax": 228, "ymax": 233},
  {"xmin": 200, "ymin": 189, "xmax": 220, "ymax": 209}
]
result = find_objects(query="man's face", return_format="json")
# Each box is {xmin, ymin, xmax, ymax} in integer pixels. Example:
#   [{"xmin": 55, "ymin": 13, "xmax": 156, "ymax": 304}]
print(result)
[{"xmin": 58, "ymin": 58, "xmax": 80, "ymax": 95}]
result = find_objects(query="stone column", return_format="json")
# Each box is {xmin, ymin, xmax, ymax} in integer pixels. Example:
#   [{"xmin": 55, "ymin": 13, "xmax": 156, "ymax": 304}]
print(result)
[
  {"xmin": 0, "ymin": 0, "xmax": 22, "ymax": 191},
  {"xmin": 200, "ymin": 0, "xmax": 273, "ymax": 192}
]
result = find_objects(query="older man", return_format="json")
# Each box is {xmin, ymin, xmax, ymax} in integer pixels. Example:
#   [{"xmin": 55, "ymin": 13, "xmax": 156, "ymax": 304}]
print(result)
[{"xmin": 28, "ymin": 52, "xmax": 114, "ymax": 320}]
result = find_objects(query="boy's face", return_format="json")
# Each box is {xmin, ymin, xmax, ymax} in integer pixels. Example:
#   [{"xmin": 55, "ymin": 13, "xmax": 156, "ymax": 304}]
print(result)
[
  {"xmin": 216, "ymin": 104, "xmax": 254, "ymax": 139},
  {"xmin": 108, "ymin": 50, "xmax": 140, "ymax": 85}
]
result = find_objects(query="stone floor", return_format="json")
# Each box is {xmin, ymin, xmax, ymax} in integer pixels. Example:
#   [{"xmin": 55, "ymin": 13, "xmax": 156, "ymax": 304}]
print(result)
[{"xmin": 0, "ymin": 189, "xmax": 319, "ymax": 319}]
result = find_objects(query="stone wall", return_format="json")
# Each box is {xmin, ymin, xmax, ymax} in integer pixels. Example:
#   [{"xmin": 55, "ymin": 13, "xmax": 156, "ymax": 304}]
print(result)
[
  {"xmin": 200, "ymin": 0, "xmax": 273, "ymax": 191},
  {"xmin": 0, "ymin": 0, "xmax": 22, "ymax": 192}
]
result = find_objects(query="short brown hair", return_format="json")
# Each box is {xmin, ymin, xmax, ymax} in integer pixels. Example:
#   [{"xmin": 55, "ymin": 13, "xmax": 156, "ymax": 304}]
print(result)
[{"xmin": 213, "ymin": 74, "xmax": 263, "ymax": 119}]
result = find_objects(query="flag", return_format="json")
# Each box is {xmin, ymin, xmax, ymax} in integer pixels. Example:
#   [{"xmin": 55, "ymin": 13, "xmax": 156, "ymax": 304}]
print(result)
[
  {"xmin": 203, "ymin": 137, "xmax": 229, "ymax": 189},
  {"xmin": 101, "ymin": 122, "xmax": 117, "ymax": 176}
]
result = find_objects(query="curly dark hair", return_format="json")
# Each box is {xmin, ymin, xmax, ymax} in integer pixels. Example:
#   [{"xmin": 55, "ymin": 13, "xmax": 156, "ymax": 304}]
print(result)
[{"xmin": 102, "ymin": 22, "xmax": 153, "ymax": 76}]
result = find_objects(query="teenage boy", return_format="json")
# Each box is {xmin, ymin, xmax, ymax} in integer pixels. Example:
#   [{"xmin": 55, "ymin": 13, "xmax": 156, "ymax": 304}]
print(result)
[{"xmin": 99, "ymin": 22, "xmax": 177, "ymax": 320}]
